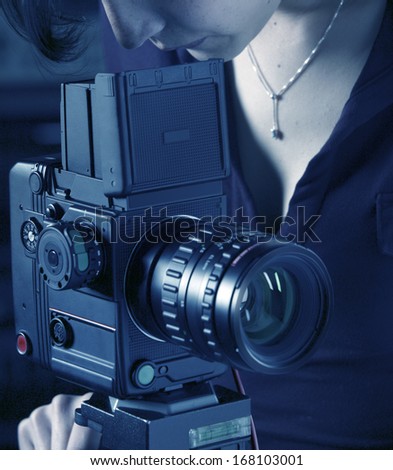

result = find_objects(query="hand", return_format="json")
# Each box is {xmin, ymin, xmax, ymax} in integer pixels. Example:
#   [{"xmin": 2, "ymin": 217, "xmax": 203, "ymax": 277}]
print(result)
[{"xmin": 18, "ymin": 393, "xmax": 102, "ymax": 450}]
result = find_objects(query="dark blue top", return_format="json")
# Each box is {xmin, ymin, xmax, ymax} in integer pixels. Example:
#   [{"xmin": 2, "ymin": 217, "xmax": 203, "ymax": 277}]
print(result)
[{"xmin": 101, "ymin": 5, "xmax": 393, "ymax": 449}]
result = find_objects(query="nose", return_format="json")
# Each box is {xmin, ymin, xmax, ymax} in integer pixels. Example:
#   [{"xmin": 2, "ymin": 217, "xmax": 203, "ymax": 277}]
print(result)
[{"xmin": 101, "ymin": 0, "xmax": 165, "ymax": 49}]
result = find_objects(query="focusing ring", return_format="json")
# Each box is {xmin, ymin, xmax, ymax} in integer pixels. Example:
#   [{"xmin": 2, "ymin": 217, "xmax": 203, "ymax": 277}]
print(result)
[
  {"xmin": 192, "ymin": 242, "xmax": 243, "ymax": 360},
  {"xmin": 158, "ymin": 231, "xmax": 248, "ymax": 360},
  {"xmin": 159, "ymin": 244, "xmax": 196, "ymax": 344}
]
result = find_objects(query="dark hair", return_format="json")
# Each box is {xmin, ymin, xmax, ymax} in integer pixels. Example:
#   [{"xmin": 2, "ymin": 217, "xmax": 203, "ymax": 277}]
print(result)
[{"xmin": 0, "ymin": 0, "xmax": 87, "ymax": 62}]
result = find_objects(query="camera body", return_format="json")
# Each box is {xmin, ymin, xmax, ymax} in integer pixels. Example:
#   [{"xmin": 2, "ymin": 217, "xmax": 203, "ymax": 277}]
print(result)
[{"xmin": 10, "ymin": 60, "xmax": 230, "ymax": 398}]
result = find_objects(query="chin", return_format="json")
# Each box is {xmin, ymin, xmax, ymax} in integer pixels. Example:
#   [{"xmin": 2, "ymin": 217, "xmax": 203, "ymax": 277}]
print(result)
[
  {"xmin": 188, "ymin": 35, "xmax": 244, "ymax": 61},
  {"xmin": 186, "ymin": 48, "xmax": 234, "ymax": 62}
]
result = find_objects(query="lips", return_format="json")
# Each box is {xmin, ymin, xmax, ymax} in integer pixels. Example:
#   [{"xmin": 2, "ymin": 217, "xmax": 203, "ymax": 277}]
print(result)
[
  {"xmin": 151, "ymin": 37, "xmax": 207, "ymax": 52},
  {"xmin": 181, "ymin": 37, "xmax": 207, "ymax": 50}
]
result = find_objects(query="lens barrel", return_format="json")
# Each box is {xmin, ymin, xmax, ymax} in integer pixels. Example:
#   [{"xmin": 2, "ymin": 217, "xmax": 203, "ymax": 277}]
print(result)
[{"xmin": 125, "ymin": 218, "xmax": 331, "ymax": 374}]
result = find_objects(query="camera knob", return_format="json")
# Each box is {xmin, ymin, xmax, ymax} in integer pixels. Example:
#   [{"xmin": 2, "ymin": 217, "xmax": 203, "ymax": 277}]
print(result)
[
  {"xmin": 45, "ymin": 203, "xmax": 63, "ymax": 221},
  {"xmin": 50, "ymin": 317, "xmax": 73, "ymax": 347},
  {"xmin": 37, "ymin": 223, "xmax": 103, "ymax": 290},
  {"xmin": 21, "ymin": 218, "xmax": 42, "ymax": 253},
  {"xmin": 29, "ymin": 171, "xmax": 45, "ymax": 195}
]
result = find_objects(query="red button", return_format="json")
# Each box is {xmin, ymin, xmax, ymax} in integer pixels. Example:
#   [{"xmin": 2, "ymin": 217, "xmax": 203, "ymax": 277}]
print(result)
[{"xmin": 16, "ymin": 332, "xmax": 30, "ymax": 355}]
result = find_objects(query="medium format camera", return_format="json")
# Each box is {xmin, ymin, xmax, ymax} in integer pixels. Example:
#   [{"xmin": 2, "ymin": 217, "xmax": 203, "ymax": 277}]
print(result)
[{"xmin": 10, "ymin": 60, "xmax": 332, "ymax": 447}]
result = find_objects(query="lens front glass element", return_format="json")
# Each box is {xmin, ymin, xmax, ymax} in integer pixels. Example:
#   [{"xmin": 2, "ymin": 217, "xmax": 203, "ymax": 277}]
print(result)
[{"xmin": 239, "ymin": 267, "xmax": 296, "ymax": 346}]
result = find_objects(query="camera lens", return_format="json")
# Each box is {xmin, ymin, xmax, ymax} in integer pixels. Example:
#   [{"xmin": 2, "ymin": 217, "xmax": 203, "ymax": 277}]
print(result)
[
  {"xmin": 222, "ymin": 246, "xmax": 330, "ymax": 373},
  {"xmin": 239, "ymin": 267, "xmax": 296, "ymax": 346},
  {"xmin": 125, "ymin": 218, "xmax": 331, "ymax": 374}
]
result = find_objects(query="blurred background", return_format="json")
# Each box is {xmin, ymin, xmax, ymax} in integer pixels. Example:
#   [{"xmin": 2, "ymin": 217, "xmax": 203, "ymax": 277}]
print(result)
[{"xmin": 0, "ymin": 0, "xmax": 104, "ymax": 449}]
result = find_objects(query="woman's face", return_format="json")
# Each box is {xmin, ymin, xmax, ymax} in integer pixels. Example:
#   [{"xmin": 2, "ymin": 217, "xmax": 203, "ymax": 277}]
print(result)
[{"xmin": 101, "ymin": 0, "xmax": 282, "ymax": 60}]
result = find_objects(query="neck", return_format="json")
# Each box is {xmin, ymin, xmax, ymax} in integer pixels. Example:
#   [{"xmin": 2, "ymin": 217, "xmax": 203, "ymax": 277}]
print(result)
[{"xmin": 249, "ymin": 0, "xmax": 386, "ymax": 82}]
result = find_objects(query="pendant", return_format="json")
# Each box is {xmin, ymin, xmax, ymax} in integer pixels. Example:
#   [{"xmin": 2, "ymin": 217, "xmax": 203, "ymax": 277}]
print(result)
[
  {"xmin": 271, "ymin": 95, "xmax": 283, "ymax": 140},
  {"xmin": 271, "ymin": 128, "xmax": 283, "ymax": 140}
]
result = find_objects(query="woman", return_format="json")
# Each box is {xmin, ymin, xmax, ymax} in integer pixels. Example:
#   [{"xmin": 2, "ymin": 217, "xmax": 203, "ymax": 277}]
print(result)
[{"xmin": 2, "ymin": 0, "xmax": 393, "ymax": 449}]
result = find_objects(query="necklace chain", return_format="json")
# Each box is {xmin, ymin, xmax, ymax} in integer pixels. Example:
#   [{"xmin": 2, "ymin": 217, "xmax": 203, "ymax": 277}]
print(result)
[{"xmin": 247, "ymin": 0, "xmax": 345, "ymax": 140}]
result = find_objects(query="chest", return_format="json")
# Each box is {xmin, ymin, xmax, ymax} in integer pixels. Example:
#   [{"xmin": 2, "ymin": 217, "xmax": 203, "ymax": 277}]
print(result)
[{"xmin": 230, "ymin": 46, "xmax": 370, "ymax": 217}]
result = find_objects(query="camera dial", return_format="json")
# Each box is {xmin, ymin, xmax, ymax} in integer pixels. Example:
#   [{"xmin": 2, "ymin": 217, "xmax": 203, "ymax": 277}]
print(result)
[
  {"xmin": 37, "ymin": 223, "xmax": 103, "ymax": 290},
  {"xmin": 21, "ymin": 218, "xmax": 42, "ymax": 253}
]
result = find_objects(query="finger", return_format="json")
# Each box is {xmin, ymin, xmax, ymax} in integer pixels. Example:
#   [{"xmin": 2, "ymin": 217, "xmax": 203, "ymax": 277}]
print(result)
[
  {"xmin": 18, "ymin": 417, "xmax": 35, "ymax": 450},
  {"xmin": 51, "ymin": 393, "xmax": 95, "ymax": 449},
  {"xmin": 67, "ymin": 423, "xmax": 102, "ymax": 450},
  {"xmin": 50, "ymin": 394, "xmax": 81, "ymax": 450},
  {"xmin": 18, "ymin": 403, "xmax": 53, "ymax": 449},
  {"xmin": 18, "ymin": 393, "xmax": 94, "ymax": 450}
]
